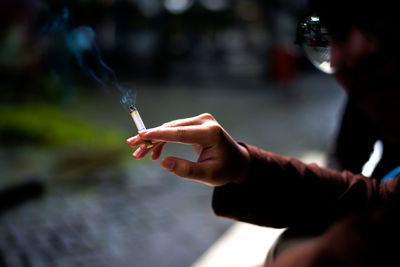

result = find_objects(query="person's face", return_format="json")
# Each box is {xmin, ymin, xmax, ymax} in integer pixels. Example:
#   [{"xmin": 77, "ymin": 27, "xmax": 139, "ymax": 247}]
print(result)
[
  {"xmin": 330, "ymin": 25, "xmax": 400, "ymax": 143},
  {"xmin": 330, "ymin": 26, "xmax": 381, "ymax": 97}
]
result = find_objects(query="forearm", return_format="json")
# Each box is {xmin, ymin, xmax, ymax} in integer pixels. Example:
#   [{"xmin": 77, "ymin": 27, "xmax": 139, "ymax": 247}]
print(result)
[{"xmin": 212, "ymin": 143, "xmax": 379, "ymax": 228}]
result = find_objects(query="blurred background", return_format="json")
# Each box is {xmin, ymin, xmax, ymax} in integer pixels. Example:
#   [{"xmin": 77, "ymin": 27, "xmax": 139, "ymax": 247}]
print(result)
[{"xmin": 0, "ymin": 0, "xmax": 346, "ymax": 266}]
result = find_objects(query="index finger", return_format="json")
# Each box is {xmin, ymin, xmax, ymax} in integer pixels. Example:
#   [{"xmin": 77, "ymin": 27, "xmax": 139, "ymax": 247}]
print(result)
[
  {"xmin": 139, "ymin": 125, "xmax": 215, "ymax": 146},
  {"xmin": 162, "ymin": 113, "xmax": 215, "ymax": 127}
]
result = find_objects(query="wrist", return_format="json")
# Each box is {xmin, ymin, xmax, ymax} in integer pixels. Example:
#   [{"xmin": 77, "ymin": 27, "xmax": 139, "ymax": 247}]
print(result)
[{"xmin": 232, "ymin": 142, "xmax": 251, "ymax": 184}]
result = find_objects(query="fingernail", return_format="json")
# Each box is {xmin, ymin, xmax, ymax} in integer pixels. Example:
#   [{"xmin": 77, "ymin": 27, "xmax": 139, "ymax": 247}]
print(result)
[
  {"xmin": 127, "ymin": 136, "xmax": 137, "ymax": 143},
  {"xmin": 162, "ymin": 158, "xmax": 175, "ymax": 171}
]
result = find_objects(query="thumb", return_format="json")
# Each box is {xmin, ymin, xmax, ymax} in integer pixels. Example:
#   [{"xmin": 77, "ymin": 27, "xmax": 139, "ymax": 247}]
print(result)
[{"xmin": 161, "ymin": 157, "xmax": 208, "ymax": 181}]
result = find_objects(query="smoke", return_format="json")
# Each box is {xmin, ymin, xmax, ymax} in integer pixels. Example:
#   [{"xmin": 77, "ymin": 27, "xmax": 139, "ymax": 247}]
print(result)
[
  {"xmin": 67, "ymin": 26, "xmax": 137, "ymax": 108},
  {"xmin": 44, "ymin": 8, "xmax": 137, "ymax": 109},
  {"xmin": 41, "ymin": 7, "xmax": 69, "ymax": 34}
]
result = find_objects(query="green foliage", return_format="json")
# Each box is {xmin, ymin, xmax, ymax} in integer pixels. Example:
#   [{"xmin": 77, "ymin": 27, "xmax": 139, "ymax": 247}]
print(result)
[{"xmin": 0, "ymin": 104, "xmax": 124, "ymax": 148}]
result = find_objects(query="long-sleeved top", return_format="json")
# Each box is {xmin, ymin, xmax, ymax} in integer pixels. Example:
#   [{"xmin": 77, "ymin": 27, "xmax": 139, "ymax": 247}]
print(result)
[{"xmin": 212, "ymin": 143, "xmax": 400, "ymax": 266}]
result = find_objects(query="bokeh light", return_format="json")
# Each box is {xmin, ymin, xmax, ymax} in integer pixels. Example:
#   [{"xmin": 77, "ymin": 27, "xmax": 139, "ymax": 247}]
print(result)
[{"xmin": 163, "ymin": 0, "xmax": 194, "ymax": 14}]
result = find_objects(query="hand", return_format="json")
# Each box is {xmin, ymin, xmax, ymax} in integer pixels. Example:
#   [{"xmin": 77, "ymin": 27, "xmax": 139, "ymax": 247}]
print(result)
[{"xmin": 126, "ymin": 113, "xmax": 250, "ymax": 186}]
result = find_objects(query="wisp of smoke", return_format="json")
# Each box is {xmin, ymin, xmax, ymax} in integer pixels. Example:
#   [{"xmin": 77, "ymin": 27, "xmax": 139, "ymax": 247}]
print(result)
[
  {"xmin": 41, "ymin": 8, "xmax": 137, "ymax": 109},
  {"xmin": 66, "ymin": 26, "xmax": 137, "ymax": 109}
]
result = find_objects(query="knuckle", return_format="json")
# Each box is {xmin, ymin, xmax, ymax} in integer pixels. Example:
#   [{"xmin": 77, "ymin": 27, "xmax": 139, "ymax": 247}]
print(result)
[
  {"xmin": 199, "ymin": 113, "xmax": 215, "ymax": 121},
  {"xmin": 181, "ymin": 164, "xmax": 194, "ymax": 178},
  {"xmin": 208, "ymin": 124, "xmax": 224, "ymax": 138},
  {"xmin": 162, "ymin": 121, "xmax": 177, "ymax": 127},
  {"xmin": 176, "ymin": 127, "xmax": 186, "ymax": 139}
]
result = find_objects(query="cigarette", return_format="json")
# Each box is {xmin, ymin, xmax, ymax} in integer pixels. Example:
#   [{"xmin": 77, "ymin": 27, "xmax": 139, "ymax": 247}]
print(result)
[{"xmin": 130, "ymin": 106, "xmax": 153, "ymax": 148}]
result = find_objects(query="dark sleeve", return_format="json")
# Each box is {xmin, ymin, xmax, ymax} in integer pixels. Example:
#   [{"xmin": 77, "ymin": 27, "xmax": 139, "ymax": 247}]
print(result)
[
  {"xmin": 267, "ymin": 181, "xmax": 400, "ymax": 267},
  {"xmin": 212, "ymin": 142, "xmax": 389, "ymax": 228}
]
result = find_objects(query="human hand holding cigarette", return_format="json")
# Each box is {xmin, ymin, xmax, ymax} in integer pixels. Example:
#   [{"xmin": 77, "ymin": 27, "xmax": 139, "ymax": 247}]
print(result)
[{"xmin": 126, "ymin": 113, "xmax": 250, "ymax": 186}]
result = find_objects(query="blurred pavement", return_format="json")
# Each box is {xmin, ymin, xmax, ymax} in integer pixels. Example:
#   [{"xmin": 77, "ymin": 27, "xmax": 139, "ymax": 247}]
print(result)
[{"xmin": 0, "ymin": 71, "xmax": 346, "ymax": 267}]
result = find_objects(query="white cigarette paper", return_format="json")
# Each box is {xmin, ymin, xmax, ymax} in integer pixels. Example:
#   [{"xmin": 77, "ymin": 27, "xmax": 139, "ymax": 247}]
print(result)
[
  {"xmin": 130, "ymin": 108, "xmax": 146, "ymax": 132},
  {"xmin": 130, "ymin": 107, "xmax": 153, "ymax": 148}
]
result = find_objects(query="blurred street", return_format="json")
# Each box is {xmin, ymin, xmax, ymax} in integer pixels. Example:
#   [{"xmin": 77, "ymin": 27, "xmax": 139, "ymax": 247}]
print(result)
[
  {"xmin": 0, "ymin": 71, "xmax": 346, "ymax": 267},
  {"xmin": 0, "ymin": 1, "xmax": 347, "ymax": 266}
]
